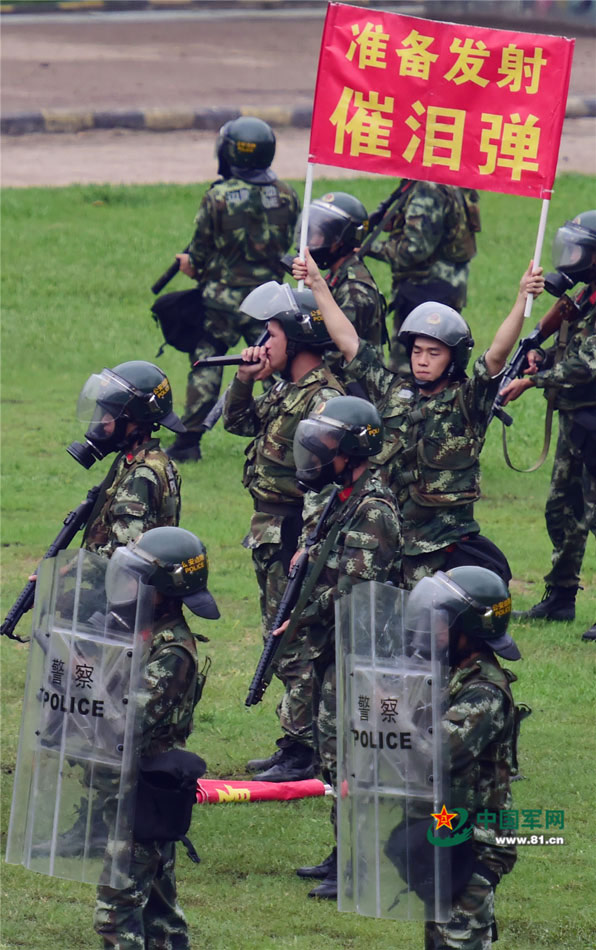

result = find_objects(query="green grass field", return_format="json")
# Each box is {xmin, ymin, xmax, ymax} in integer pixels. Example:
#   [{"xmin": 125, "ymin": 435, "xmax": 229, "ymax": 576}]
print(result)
[{"xmin": 1, "ymin": 174, "xmax": 595, "ymax": 950}]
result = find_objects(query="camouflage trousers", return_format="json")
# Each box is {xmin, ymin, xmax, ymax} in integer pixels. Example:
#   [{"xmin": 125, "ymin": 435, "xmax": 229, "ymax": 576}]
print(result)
[
  {"xmin": 94, "ymin": 839, "xmax": 188, "ymax": 950},
  {"xmin": 251, "ymin": 538, "xmax": 314, "ymax": 747},
  {"xmin": 544, "ymin": 411, "xmax": 596, "ymax": 588},
  {"xmin": 312, "ymin": 646, "xmax": 337, "ymax": 788},
  {"xmin": 182, "ymin": 307, "xmax": 263, "ymax": 432},
  {"xmin": 424, "ymin": 870, "xmax": 497, "ymax": 949}
]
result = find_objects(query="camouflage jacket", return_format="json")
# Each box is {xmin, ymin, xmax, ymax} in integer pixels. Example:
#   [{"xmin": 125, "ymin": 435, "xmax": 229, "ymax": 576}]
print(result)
[
  {"xmin": 446, "ymin": 653, "xmax": 521, "ymax": 869},
  {"xmin": 369, "ymin": 181, "xmax": 477, "ymax": 309},
  {"xmin": 343, "ymin": 342, "xmax": 501, "ymax": 555},
  {"xmin": 141, "ymin": 610, "xmax": 206, "ymax": 757},
  {"xmin": 82, "ymin": 439, "xmax": 181, "ymax": 558},
  {"xmin": 532, "ymin": 285, "xmax": 596, "ymax": 411},
  {"xmin": 222, "ymin": 365, "xmax": 344, "ymax": 509},
  {"xmin": 326, "ymin": 253, "xmax": 386, "ymax": 350},
  {"xmin": 296, "ymin": 471, "xmax": 402, "ymax": 657},
  {"xmin": 189, "ymin": 175, "xmax": 300, "ymax": 312}
]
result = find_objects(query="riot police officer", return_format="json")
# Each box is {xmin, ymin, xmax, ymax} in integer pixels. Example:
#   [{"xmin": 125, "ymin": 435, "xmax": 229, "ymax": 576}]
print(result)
[
  {"xmin": 223, "ymin": 281, "xmax": 344, "ymax": 781},
  {"xmin": 296, "ymin": 191, "xmax": 386, "ymax": 353},
  {"xmin": 68, "ymin": 359, "xmax": 184, "ymax": 558},
  {"xmin": 501, "ymin": 211, "xmax": 596, "ymax": 638},
  {"xmin": 167, "ymin": 116, "xmax": 300, "ymax": 462}
]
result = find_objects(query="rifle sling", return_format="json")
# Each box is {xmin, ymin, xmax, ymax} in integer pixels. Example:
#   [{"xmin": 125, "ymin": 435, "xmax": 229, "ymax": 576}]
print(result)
[{"xmin": 501, "ymin": 319, "xmax": 569, "ymax": 473}]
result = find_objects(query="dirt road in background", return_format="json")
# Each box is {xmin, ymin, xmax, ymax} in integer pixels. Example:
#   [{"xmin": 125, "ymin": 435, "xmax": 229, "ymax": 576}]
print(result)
[{"xmin": 1, "ymin": 10, "xmax": 595, "ymax": 185}]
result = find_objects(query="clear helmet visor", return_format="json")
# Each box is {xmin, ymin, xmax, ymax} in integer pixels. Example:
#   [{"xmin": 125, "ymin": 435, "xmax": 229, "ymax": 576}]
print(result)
[
  {"xmin": 552, "ymin": 222, "xmax": 596, "ymax": 274},
  {"xmin": 293, "ymin": 417, "xmax": 344, "ymax": 480},
  {"xmin": 404, "ymin": 574, "xmax": 468, "ymax": 659},
  {"xmin": 105, "ymin": 545, "xmax": 154, "ymax": 607},
  {"xmin": 294, "ymin": 204, "xmax": 349, "ymax": 254},
  {"xmin": 239, "ymin": 281, "xmax": 298, "ymax": 322},
  {"xmin": 76, "ymin": 369, "xmax": 135, "ymax": 430}
]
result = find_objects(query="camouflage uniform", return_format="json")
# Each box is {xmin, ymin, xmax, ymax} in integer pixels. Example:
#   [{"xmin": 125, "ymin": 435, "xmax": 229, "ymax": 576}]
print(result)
[
  {"xmin": 222, "ymin": 367, "xmax": 344, "ymax": 746},
  {"xmin": 342, "ymin": 342, "xmax": 502, "ymax": 588},
  {"xmin": 425, "ymin": 654, "xmax": 519, "ymax": 950},
  {"xmin": 94, "ymin": 610, "xmax": 205, "ymax": 950},
  {"xmin": 326, "ymin": 252, "xmax": 386, "ymax": 354},
  {"xmin": 294, "ymin": 471, "xmax": 401, "ymax": 789},
  {"xmin": 530, "ymin": 287, "xmax": 596, "ymax": 588},
  {"xmin": 183, "ymin": 176, "xmax": 300, "ymax": 430},
  {"xmin": 368, "ymin": 182, "xmax": 478, "ymax": 373},
  {"xmin": 82, "ymin": 438, "xmax": 181, "ymax": 558}
]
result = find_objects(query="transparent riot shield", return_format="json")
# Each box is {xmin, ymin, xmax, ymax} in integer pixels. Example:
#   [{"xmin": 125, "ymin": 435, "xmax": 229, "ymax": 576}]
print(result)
[
  {"xmin": 6, "ymin": 548, "xmax": 153, "ymax": 888},
  {"xmin": 336, "ymin": 581, "xmax": 451, "ymax": 922}
]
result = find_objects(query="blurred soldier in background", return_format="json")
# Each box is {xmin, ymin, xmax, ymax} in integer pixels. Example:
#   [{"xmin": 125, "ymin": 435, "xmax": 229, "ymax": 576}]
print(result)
[
  {"xmin": 293, "ymin": 250, "xmax": 544, "ymax": 590},
  {"xmin": 284, "ymin": 395, "xmax": 401, "ymax": 899},
  {"xmin": 223, "ymin": 282, "xmax": 344, "ymax": 781},
  {"xmin": 94, "ymin": 526, "xmax": 219, "ymax": 950},
  {"xmin": 167, "ymin": 116, "xmax": 300, "ymax": 462},
  {"xmin": 294, "ymin": 191, "xmax": 387, "ymax": 356},
  {"xmin": 501, "ymin": 211, "xmax": 596, "ymax": 640},
  {"xmin": 366, "ymin": 180, "xmax": 480, "ymax": 373}
]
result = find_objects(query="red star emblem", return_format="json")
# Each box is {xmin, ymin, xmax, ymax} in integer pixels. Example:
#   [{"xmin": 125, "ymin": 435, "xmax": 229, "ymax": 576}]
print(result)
[{"xmin": 431, "ymin": 805, "xmax": 459, "ymax": 831}]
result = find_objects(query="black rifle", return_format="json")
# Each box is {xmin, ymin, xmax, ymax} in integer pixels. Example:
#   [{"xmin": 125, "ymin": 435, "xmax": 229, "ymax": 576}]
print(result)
[
  {"xmin": 1, "ymin": 484, "xmax": 101, "ymax": 643},
  {"xmin": 193, "ymin": 329, "xmax": 271, "ymax": 434},
  {"xmin": 358, "ymin": 179, "xmax": 415, "ymax": 260},
  {"xmin": 245, "ymin": 486, "xmax": 340, "ymax": 707},
  {"xmin": 489, "ymin": 293, "xmax": 580, "ymax": 427},
  {"xmin": 151, "ymin": 244, "xmax": 190, "ymax": 296}
]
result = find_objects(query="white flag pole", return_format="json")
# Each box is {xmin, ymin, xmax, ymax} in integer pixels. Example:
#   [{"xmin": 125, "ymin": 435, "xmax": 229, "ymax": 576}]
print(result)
[
  {"xmin": 297, "ymin": 162, "xmax": 315, "ymax": 291},
  {"xmin": 524, "ymin": 196, "xmax": 551, "ymax": 318}
]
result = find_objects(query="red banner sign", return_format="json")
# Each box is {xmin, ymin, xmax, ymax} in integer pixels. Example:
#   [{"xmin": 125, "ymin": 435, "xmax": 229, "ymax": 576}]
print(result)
[
  {"xmin": 196, "ymin": 778, "xmax": 331, "ymax": 804},
  {"xmin": 309, "ymin": 3, "xmax": 574, "ymax": 197}
]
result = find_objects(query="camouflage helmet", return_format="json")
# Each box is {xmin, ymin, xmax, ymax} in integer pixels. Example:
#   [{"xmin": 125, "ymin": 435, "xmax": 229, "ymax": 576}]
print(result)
[
  {"xmin": 216, "ymin": 116, "xmax": 276, "ymax": 171},
  {"xmin": 398, "ymin": 302, "xmax": 474, "ymax": 373},
  {"xmin": 298, "ymin": 191, "xmax": 369, "ymax": 268},
  {"xmin": 239, "ymin": 281, "xmax": 331, "ymax": 349},
  {"xmin": 106, "ymin": 526, "xmax": 220, "ymax": 619}
]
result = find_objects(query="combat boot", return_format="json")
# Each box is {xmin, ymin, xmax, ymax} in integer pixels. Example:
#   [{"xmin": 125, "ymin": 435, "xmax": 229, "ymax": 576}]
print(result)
[
  {"xmin": 581, "ymin": 623, "xmax": 596, "ymax": 641},
  {"xmin": 252, "ymin": 741, "xmax": 315, "ymax": 782},
  {"xmin": 513, "ymin": 585, "xmax": 579, "ymax": 621},
  {"xmin": 296, "ymin": 847, "xmax": 337, "ymax": 880},
  {"xmin": 308, "ymin": 862, "xmax": 338, "ymax": 899},
  {"xmin": 166, "ymin": 432, "xmax": 202, "ymax": 462},
  {"xmin": 246, "ymin": 747, "xmax": 284, "ymax": 773},
  {"xmin": 30, "ymin": 797, "xmax": 108, "ymax": 858}
]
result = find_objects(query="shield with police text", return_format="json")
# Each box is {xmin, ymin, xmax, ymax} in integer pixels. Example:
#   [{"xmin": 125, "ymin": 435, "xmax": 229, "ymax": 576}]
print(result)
[
  {"xmin": 336, "ymin": 581, "xmax": 452, "ymax": 922},
  {"xmin": 5, "ymin": 549, "xmax": 153, "ymax": 888}
]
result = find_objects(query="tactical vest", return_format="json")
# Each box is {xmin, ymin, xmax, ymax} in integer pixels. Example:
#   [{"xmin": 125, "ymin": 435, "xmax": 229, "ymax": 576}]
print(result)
[
  {"xmin": 206, "ymin": 178, "xmax": 298, "ymax": 284},
  {"xmin": 378, "ymin": 384, "xmax": 484, "ymax": 507},
  {"xmin": 448, "ymin": 657, "xmax": 528, "ymax": 816},
  {"xmin": 439, "ymin": 186, "xmax": 481, "ymax": 264},
  {"xmin": 143, "ymin": 616, "xmax": 207, "ymax": 756},
  {"xmin": 82, "ymin": 439, "xmax": 181, "ymax": 551},
  {"xmin": 547, "ymin": 287, "xmax": 596, "ymax": 411},
  {"xmin": 243, "ymin": 366, "xmax": 344, "ymax": 505}
]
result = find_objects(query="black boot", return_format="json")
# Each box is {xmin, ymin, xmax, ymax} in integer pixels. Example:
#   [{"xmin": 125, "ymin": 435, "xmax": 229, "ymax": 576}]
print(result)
[
  {"xmin": 581, "ymin": 623, "xmax": 596, "ymax": 641},
  {"xmin": 30, "ymin": 797, "xmax": 108, "ymax": 858},
  {"xmin": 246, "ymin": 747, "xmax": 284, "ymax": 773},
  {"xmin": 166, "ymin": 431, "xmax": 202, "ymax": 462},
  {"xmin": 297, "ymin": 846, "xmax": 337, "ymax": 879},
  {"xmin": 252, "ymin": 742, "xmax": 315, "ymax": 782},
  {"xmin": 308, "ymin": 861, "xmax": 338, "ymax": 899},
  {"xmin": 514, "ymin": 585, "xmax": 578, "ymax": 621}
]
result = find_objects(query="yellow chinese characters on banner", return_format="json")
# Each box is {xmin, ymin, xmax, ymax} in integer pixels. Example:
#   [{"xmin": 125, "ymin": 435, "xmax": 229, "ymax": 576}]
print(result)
[{"xmin": 309, "ymin": 3, "xmax": 574, "ymax": 197}]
